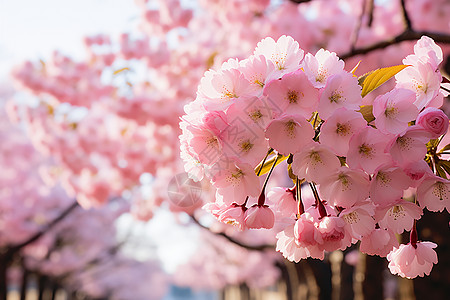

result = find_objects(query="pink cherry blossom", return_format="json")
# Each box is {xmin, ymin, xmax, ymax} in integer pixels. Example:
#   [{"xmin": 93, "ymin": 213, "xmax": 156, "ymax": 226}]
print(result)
[
  {"xmin": 244, "ymin": 205, "xmax": 275, "ymax": 229},
  {"xmin": 318, "ymin": 72, "xmax": 362, "ymax": 119},
  {"xmin": 318, "ymin": 167, "xmax": 370, "ymax": 208},
  {"xmin": 319, "ymin": 108, "xmax": 367, "ymax": 156},
  {"xmin": 265, "ymin": 114, "xmax": 314, "ymax": 156},
  {"xmin": 211, "ymin": 161, "xmax": 261, "ymax": 206},
  {"xmin": 291, "ymin": 143, "xmax": 341, "ymax": 184},
  {"xmin": 416, "ymin": 107, "xmax": 449, "ymax": 138},
  {"xmin": 387, "ymin": 241, "xmax": 438, "ymax": 279},
  {"xmin": 376, "ymin": 199, "xmax": 423, "ymax": 234},
  {"xmin": 347, "ymin": 127, "xmax": 392, "ymax": 174},
  {"xmin": 254, "ymin": 35, "xmax": 304, "ymax": 75},
  {"xmin": 302, "ymin": 48, "xmax": 345, "ymax": 88},
  {"xmin": 263, "ymin": 70, "xmax": 319, "ymax": 117},
  {"xmin": 417, "ymin": 174, "xmax": 450, "ymax": 213},
  {"xmin": 360, "ymin": 227, "xmax": 399, "ymax": 257},
  {"xmin": 373, "ymin": 88, "xmax": 419, "ymax": 135}
]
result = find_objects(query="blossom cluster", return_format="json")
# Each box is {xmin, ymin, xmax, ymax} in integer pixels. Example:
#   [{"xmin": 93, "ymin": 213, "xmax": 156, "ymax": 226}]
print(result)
[{"xmin": 180, "ymin": 35, "xmax": 449, "ymax": 279}]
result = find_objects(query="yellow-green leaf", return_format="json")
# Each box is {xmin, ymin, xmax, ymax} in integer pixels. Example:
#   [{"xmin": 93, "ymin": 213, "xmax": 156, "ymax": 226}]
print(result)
[
  {"xmin": 359, "ymin": 65, "xmax": 410, "ymax": 97},
  {"xmin": 255, "ymin": 154, "xmax": 287, "ymax": 176},
  {"xmin": 358, "ymin": 105, "xmax": 375, "ymax": 123},
  {"xmin": 438, "ymin": 160, "xmax": 450, "ymax": 177},
  {"xmin": 113, "ymin": 67, "xmax": 130, "ymax": 75},
  {"xmin": 350, "ymin": 60, "xmax": 361, "ymax": 75},
  {"xmin": 438, "ymin": 143, "xmax": 450, "ymax": 153}
]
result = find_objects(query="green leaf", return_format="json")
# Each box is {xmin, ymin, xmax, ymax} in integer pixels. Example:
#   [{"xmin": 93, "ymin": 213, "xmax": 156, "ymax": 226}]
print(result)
[
  {"xmin": 359, "ymin": 65, "xmax": 410, "ymax": 97},
  {"xmin": 358, "ymin": 105, "xmax": 375, "ymax": 123},
  {"xmin": 255, "ymin": 154, "xmax": 287, "ymax": 176}
]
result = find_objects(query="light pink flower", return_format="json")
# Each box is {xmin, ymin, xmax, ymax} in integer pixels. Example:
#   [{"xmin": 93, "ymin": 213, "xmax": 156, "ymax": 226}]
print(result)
[
  {"xmin": 376, "ymin": 199, "xmax": 423, "ymax": 234},
  {"xmin": 417, "ymin": 174, "xmax": 450, "ymax": 213},
  {"xmin": 199, "ymin": 68, "xmax": 257, "ymax": 111},
  {"xmin": 291, "ymin": 143, "xmax": 341, "ymax": 184},
  {"xmin": 276, "ymin": 221, "xmax": 325, "ymax": 262},
  {"xmin": 263, "ymin": 70, "xmax": 319, "ymax": 118},
  {"xmin": 347, "ymin": 127, "xmax": 392, "ymax": 174},
  {"xmin": 318, "ymin": 72, "xmax": 362, "ymax": 119},
  {"xmin": 395, "ymin": 61, "xmax": 442, "ymax": 110},
  {"xmin": 387, "ymin": 241, "xmax": 438, "ymax": 279},
  {"xmin": 416, "ymin": 107, "xmax": 449, "ymax": 138},
  {"xmin": 317, "ymin": 216, "xmax": 351, "ymax": 252},
  {"xmin": 360, "ymin": 227, "xmax": 399, "ymax": 257},
  {"xmin": 265, "ymin": 114, "xmax": 314, "ymax": 156},
  {"xmin": 369, "ymin": 165, "xmax": 412, "ymax": 207},
  {"xmin": 244, "ymin": 205, "xmax": 275, "ymax": 229},
  {"xmin": 318, "ymin": 167, "xmax": 370, "ymax": 208},
  {"xmin": 389, "ymin": 126, "xmax": 431, "ymax": 167},
  {"xmin": 240, "ymin": 55, "xmax": 277, "ymax": 90},
  {"xmin": 319, "ymin": 108, "xmax": 367, "ymax": 156},
  {"xmin": 340, "ymin": 201, "xmax": 376, "ymax": 239},
  {"xmin": 254, "ymin": 35, "xmax": 304, "ymax": 75},
  {"xmin": 373, "ymin": 88, "xmax": 419, "ymax": 135},
  {"xmin": 267, "ymin": 187, "xmax": 297, "ymax": 218},
  {"xmin": 302, "ymin": 48, "xmax": 345, "ymax": 88},
  {"xmin": 211, "ymin": 161, "xmax": 261, "ymax": 206}
]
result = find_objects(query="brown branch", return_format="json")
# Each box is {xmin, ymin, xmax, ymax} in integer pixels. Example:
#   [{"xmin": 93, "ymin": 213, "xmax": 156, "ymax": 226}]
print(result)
[
  {"xmin": 350, "ymin": 0, "xmax": 367, "ymax": 51},
  {"xmin": 367, "ymin": 0, "xmax": 374, "ymax": 27},
  {"xmin": 190, "ymin": 215, "xmax": 273, "ymax": 251},
  {"xmin": 7, "ymin": 201, "xmax": 79, "ymax": 255},
  {"xmin": 288, "ymin": 0, "xmax": 313, "ymax": 3},
  {"xmin": 340, "ymin": 30, "xmax": 450, "ymax": 60},
  {"xmin": 400, "ymin": 0, "xmax": 412, "ymax": 30}
]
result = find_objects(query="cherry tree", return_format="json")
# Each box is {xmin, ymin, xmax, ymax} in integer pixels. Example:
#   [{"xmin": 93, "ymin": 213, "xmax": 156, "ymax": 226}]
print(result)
[{"xmin": 6, "ymin": 0, "xmax": 450, "ymax": 299}]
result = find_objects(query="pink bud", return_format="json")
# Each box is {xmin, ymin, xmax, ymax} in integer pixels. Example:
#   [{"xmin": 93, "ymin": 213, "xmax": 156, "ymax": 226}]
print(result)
[
  {"xmin": 416, "ymin": 107, "xmax": 449, "ymax": 138},
  {"xmin": 244, "ymin": 205, "xmax": 275, "ymax": 229}
]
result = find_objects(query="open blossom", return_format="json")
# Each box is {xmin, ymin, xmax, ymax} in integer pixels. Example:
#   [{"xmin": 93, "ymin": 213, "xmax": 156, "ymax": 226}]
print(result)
[
  {"xmin": 239, "ymin": 55, "xmax": 277, "ymax": 90},
  {"xmin": 417, "ymin": 174, "xmax": 450, "ymax": 212},
  {"xmin": 347, "ymin": 127, "xmax": 392, "ymax": 174},
  {"xmin": 415, "ymin": 107, "xmax": 449, "ymax": 138},
  {"xmin": 211, "ymin": 161, "xmax": 261, "ymax": 205},
  {"xmin": 254, "ymin": 35, "xmax": 304, "ymax": 75},
  {"xmin": 388, "ymin": 126, "xmax": 431, "ymax": 167},
  {"xmin": 387, "ymin": 241, "xmax": 438, "ymax": 278},
  {"xmin": 395, "ymin": 61, "xmax": 442, "ymax": 110},
  {"xmin": 340, "ymin": 201, "xmax": 376, "ymax": 239},
  {"xmin": 318, "ymin": 167, "xmax": 370, "ymax": 208},
  {"xmin": 373, "ymin": 88, "xmax": 419, "ymax": 135},
  {"xmin": 319, "ymin": 108, "xmax": 367, "ymax": 156},
  {"xmin": 198, "ymin": 68, "xmax": 257, "ymax": 111},
  {"xmin": 360, "ymin": 227, "xmax": 399, "ymax": 257},
  {"xmin": 404, "ymin": 36, "xmax": 443, "ymax": 71},
  {"xmin": 263, "ymin": 70, "xmax": 319, "ymax": 117},
  {"xmin": 369, "ymin": 165, "xmax": 412, "ymax": 207},
  {"xmin": 375, "ymin": 199, "xmax": 423, "ymax": 234},
  {"xmin": 318, "ymin": 72, "xmax": 362, "ymax": 119},
  {"xmin": 291, "ymin": 143, "xmax": 341, "ymax": 184},
  {"xmin": 265, "ymin": 114, "xmax": 314, "ymax": 156},
  {"xmin": 302, "ymin": 48, "xmax": 345, "ymax": 88}
]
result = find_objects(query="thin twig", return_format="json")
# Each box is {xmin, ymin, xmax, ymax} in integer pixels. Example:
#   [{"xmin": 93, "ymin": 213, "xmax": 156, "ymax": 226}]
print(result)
[
  {"xmin": 340, "ymin": 30, "xmax": 450, "ymax": 59},
  {"xmin": 400, "ymin": 0, "xmax": 412, "ymax": 30},
  {"xmin": 190, "ymin": 215, "xmax": 273, "ymax": 251}
]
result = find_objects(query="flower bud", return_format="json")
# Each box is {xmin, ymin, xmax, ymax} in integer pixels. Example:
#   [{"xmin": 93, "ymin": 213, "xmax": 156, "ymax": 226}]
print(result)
[{"xmin": 416, "ymin": 107, "xmax": 449, "ymax": 138}]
